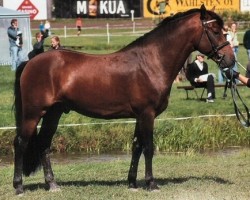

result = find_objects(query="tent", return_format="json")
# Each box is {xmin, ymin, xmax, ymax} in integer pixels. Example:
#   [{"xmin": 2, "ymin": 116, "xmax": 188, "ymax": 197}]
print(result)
[{"xmin": 0, "ymin": 6, "xmax": 32, "ymax": 65}]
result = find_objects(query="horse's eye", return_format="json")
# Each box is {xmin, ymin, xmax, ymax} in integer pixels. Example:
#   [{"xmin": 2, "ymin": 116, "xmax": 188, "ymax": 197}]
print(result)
[{"xmin": 214, "ymin": 31, "xmax": 220, "ymax": 35}]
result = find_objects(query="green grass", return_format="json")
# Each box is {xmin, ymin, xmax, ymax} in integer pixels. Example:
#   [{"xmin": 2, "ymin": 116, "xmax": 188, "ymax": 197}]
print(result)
[
  {"xmin": 1, "ymin": 22, "xmax": 250, "ymax": 155},
  {"xmin": 1, "ymin": 18, "xmax": 250, "ymax": 199},
  {"xmin": 0, "ymin": 150, "xmax": 250, "ymax": 199}
]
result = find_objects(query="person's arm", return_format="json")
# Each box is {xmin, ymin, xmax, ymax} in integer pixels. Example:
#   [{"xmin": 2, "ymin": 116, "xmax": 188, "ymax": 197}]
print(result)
[
  {"xmin": 7, "ymin": 27, "xmax": 17, "ymax": 40},
  {"xmin": 225, "ymin": 69, "xmax": 250, "ymax": 88},
  {"xmin": 238, "ymin": 74, "xmax": 250, "ymax": 87},
  {"xmin": 203, "ymin": 62, "xmax": 208, "ymax": 74},
  {"xmin": 33, "ymin": 40, "xmax": 44, "ymax": 50}
]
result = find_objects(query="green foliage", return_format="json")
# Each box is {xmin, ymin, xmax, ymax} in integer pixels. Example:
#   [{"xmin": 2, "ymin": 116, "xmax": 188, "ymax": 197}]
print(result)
[{"xmin": 220, "ymin": 10, "xmax": 250, "ymax": 22}]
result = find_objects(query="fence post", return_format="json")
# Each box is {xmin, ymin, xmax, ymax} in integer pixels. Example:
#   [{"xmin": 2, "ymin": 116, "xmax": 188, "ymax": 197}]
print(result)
[{"xmin": 106, "ymin": 23, "xmax": 110, "ymax": 44}]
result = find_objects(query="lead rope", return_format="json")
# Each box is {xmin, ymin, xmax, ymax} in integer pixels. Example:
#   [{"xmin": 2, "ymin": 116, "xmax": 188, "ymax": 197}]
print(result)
[{"xmin": 226, "ymin": 66, "xmax": 250, "ymax": 127}]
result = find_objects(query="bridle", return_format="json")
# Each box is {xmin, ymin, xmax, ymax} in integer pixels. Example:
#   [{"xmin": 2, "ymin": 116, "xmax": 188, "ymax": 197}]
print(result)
[
  {"xmin": 198, "ymin": 18, "xmax": 250, "ymax": 127},
  {"xmin": 197, "ymin": 19, "xmax": 230, "ymax": 67}
]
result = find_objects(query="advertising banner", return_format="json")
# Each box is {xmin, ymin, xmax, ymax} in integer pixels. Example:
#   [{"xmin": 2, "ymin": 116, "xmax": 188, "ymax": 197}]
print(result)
[
  {"xmin": 143, "ymin": 0, "xmax": 240, "ymax": 18},
  {"xmin": 53, "ymin": 0, "xmax": 141, "ymax": 18},
  {"xmin": 3, "ymin": 0, "xmax": 47, "ymax": 20},
  {"xmin": 53, "ymin": 0, "xmax": 142, "ymax": 18}
]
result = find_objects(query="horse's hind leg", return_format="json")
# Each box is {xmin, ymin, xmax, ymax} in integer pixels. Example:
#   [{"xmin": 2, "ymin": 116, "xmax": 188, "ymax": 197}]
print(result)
[
  {"xmin": 128, "ymin": 121, "xmax": 142, "ymax": 189},
  {"xmin": 38, "ymin": 104, "xmax": 63, "ymax": 191},
  {"xmin": 13, "ymin": 135, "xmax": 28, "ymax": 195},
  {"xmin": 13, "ymin": 121, "xmax": 38, "ymax": 195}
]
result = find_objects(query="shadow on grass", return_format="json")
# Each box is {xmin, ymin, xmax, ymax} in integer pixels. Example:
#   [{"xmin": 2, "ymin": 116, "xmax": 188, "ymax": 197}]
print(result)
[{"xmin": 23, "ymin": 176, "xmax": 233, "ymax": 192}]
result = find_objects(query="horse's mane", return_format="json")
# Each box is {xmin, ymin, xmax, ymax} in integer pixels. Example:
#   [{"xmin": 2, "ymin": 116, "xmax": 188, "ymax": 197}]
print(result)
[
  {"xmin": 123, "ymin": 8, "xmax": 224, "ymax": 50},
  {"xmin": 157, "ymin": 8, "xmax": 223, "ymax": 27}
]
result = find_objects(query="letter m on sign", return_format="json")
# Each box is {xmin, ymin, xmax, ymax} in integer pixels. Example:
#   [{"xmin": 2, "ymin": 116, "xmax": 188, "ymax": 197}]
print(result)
[{"xmin": 77, "ymin": 1, "xmax": 87, "ymax": 14}]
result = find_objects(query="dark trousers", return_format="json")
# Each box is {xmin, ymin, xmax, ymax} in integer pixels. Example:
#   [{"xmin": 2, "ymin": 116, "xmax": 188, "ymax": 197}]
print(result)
[{"xmin": 191, "ymin": 75, "xmax": 215, "ymax": 98}]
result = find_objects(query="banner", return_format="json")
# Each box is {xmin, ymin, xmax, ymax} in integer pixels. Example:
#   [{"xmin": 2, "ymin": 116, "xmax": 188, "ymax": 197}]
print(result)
[
  {"xmin": 143, "ymin": 0, "xmax": 240, "ymax": 18},
  {"xmin": 53, "ymin": 0, "xmax": 142, "ymax": 18}
]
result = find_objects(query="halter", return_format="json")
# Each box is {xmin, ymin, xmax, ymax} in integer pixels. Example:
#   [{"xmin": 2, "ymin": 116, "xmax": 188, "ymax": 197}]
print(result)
[{"xmin": 198, "ymin": 19, "xmax": 230, "ymax": 66}]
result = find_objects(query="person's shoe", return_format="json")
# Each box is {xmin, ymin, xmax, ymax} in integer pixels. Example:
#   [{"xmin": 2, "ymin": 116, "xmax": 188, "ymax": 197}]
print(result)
[{"xmin": 206, "ymin": 98, "xmax": 214, "ymax": 103}]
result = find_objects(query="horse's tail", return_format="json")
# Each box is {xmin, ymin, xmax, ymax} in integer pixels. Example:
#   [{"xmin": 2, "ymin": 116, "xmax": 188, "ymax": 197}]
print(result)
[
  {"xmin": 14, "ymin": 61, "xmax": 41, "ymax": 176},
  {"xmin": 14, "ymin": 61, "xmax": 27, "ymax": 129}
]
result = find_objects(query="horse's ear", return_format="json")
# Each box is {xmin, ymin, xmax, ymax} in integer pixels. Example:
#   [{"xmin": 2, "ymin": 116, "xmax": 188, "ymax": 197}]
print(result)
[
  {"xmin": 200, "ymin": 4, "xmax": 206, "ymax": 20},
  {"xmin": 211, "ymin": 6, "xmax": 215, "ymax": 12}
]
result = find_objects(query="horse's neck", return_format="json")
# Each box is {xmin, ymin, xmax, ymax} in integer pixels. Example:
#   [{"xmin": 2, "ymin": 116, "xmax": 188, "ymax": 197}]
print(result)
[{"xmin": 146, "ymin": 21, "xmax": 197, "ymax": 74}]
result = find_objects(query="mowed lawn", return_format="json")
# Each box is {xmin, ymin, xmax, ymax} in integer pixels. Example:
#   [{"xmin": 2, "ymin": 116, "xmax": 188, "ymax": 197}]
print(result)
[{"xmin": 1, "ymin": 150, "xmax": 250, "ymax": 199}]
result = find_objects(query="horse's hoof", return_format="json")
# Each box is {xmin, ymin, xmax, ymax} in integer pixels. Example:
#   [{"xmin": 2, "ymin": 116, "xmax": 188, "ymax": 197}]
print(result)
[
  {"xmin": 147, "ymin": 182, "xmax": 160, "ymax": 191},
  {"xmin": 128, "ymin": 182, "xmax": 138, "ymax": 190},
  {"xmin": 15, "ymin": 186, "xmax": 24, "ymax": 196},
  {"xmin": 48, "ymin": 182, "xmax": 61, "ymax": 192}
]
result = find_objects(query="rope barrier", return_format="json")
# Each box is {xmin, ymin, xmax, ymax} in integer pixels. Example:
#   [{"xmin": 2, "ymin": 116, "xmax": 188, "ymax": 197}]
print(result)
[{"xmin": 0, "ymin": 113, "xmax": 237, "ymax": 130}]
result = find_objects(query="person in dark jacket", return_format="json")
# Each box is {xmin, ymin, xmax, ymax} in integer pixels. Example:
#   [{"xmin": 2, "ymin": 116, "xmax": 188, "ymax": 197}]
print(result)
[
  {"xmin": 186, "ymin": 52, "xmax": 215, "ymax": 103},
  {"xmin": 28, "ymin": 30, "xmax": 48, "ymax": 60},
  {"xmin": 243, "ymin": 29, "xmax": 250, "ymax": 61},
  {"xmin": 7, "ymin": 18, "xmax": 23, "ymax": 71}
]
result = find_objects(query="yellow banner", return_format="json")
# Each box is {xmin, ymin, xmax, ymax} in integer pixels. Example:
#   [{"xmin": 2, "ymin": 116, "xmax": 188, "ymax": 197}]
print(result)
[{"xmin": 143, "ymin": 0, "xmax": 240, "ymax": 18}]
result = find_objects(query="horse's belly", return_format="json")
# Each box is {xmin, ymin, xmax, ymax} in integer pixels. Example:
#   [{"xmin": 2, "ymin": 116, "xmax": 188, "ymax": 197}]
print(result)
[{"xmin": 70, "ymin": 101, "xmax": 135, "ymax": 119}]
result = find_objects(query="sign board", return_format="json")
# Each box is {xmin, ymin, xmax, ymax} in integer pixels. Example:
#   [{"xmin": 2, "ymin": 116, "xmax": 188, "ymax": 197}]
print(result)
[
  {"xmin": 17, "ymin": 0, "xmax": 39, "ymax": 19},
  {"xmin": 143, "ymin": 0, "xmax": 240, "ymax": 18},
  {"xmin": 53, "ymin": 0, "xmax": 142, "ymax": 18},
  {"xmin": 3, "ymin": 0, "xmax": 47, "ymax": 20}
]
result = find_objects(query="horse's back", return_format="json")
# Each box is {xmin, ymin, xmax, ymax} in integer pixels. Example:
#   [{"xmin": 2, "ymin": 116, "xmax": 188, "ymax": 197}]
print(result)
[{"xmin": 21, "ymin": 50, "xmax": 141, "ymax": 118}]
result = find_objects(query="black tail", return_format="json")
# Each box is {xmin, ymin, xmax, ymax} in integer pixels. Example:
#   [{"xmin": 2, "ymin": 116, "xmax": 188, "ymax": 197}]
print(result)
[{"xmin": 14, "ymin": 61, "xmax": 41, "ymax": 176}]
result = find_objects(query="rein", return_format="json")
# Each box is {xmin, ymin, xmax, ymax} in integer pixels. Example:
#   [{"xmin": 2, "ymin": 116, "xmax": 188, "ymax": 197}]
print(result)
[{"xmin": 223, "ymin": 66, "xmax": 250, "ymax": 127}]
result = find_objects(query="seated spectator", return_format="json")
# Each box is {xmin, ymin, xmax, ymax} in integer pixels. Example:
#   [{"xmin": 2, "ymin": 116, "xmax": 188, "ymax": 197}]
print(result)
[{"xmin": 186, "ymin": 52, "xmax": 216, "ymax": 103}]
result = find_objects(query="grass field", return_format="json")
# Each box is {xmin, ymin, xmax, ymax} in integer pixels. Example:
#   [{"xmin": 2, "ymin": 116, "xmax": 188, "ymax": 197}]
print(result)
[
  {"xmin": 0, "ymin": 149, "xmax": 250, "ymax": 199},
  {"xmin": 0, "ymin": 18, "xmax": 250, "ymax": 199},
  {"xmin": 1, "ymin": 21, "xmax": 250, "ymax": 154}
]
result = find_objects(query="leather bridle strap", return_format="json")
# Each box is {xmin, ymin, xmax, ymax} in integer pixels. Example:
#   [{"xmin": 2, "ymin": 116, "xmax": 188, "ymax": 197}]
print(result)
[{"xmin": 201, "ymin": 19, "xmax": 230, "ymax": 63}]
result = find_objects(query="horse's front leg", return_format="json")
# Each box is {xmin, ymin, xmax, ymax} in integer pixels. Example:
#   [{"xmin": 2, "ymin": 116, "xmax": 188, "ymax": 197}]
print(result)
[
  {"xmin": 141, "ymin": 109, "xmax": 159, "ymax": 190},
  {"xmin": 13, "ymin": 135, "xmax": 28, "ymax": 195},
  {"xmin": 128, "ymin": 121, "xmax": 143, "ymax": 189}
]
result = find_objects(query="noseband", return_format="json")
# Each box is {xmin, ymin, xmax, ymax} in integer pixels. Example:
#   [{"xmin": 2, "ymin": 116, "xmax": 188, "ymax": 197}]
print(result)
[{"xmin": 198, "ymin": 19, "xmax": 230, "ymax": 65}]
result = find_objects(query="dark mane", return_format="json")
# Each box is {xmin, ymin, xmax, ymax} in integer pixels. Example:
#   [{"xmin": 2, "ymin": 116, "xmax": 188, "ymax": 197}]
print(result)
[
  {"xmin": 157, "ymin": 8, "xmax": 201, "ymax": 27},
  {"xmin": 122, "ymin": 8, "xmax": 224, "ymax": 50}
]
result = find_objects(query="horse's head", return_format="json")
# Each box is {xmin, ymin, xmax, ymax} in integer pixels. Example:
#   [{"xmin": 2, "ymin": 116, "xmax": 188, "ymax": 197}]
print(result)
[{"xmin": 195, "ymin": 4, "xmax": 235, "ymax": 70}]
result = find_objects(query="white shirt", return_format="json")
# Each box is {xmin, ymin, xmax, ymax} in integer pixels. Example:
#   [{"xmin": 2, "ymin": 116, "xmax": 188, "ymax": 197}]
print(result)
[{"xmin": 195, "ymin": 60, "xmax": 203, "ymax": 71}]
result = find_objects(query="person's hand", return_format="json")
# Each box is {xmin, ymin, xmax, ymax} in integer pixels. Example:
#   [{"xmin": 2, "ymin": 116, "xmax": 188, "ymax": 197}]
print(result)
[{"xmin": 224, "ymin": 68, "xmax": 239, "ymax": 80}]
